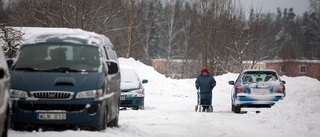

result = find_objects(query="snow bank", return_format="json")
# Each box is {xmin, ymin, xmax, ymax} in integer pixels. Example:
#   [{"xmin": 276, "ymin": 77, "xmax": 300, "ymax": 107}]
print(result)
[
  {"xmin": 252, "ymin": 76, "xmax": 320, "ymax": 137},
  {"xmin": 9, "ymin": 57, "xmax": 320, "ymax": 137},
  {"xmin": 120, "ymin": 58, "xmax": 320, "ymax": 137}
]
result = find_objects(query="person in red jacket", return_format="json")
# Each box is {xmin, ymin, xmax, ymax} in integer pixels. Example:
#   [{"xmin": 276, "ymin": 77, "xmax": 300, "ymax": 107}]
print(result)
[{"xmin": 195, "ymin": 67, "xmax": 216, "ymax": 111}]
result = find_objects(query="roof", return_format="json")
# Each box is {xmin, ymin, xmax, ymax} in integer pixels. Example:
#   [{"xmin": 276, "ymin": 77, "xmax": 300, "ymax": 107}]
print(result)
[
  {"xmin": 242, "ymin": 69, "xmax": 277, "ymax": 73},
  {"xmin": 262, "ymin": 59, "xmax": 320, "ymax": 63},
  {"xmin": 14, "ymin": 27, "xmax": 113, "ymax": 47}
]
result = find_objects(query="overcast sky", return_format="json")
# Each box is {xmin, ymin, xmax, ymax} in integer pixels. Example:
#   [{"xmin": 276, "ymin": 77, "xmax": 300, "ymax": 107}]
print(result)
[{"xmin": 241, "ymin": 0, "xmax": 310, "ymax": 16}]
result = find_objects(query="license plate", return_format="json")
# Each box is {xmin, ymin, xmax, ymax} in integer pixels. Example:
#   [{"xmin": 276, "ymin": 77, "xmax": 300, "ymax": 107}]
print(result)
[
  {"xmin": 121, "ymin": 96, "xmax": 126, "ymax": 100},
  {"xmin": 37, "ymin": 113, "xmax": 66, "ymax": 120},
  {"xmin": 251, "ymin": 88, "xmax": 270, "ymax": 95}
]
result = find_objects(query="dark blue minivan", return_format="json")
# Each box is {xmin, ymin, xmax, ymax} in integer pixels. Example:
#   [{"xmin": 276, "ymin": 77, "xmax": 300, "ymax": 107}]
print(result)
[{"xmin": 9, "ymin": 29, "xmax": 121, "ymax": 131}]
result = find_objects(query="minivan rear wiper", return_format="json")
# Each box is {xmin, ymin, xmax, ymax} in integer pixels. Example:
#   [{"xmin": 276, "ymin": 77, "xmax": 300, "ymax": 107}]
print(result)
[
  {"xmin": 43, "ymin": 67, "xmax": 86, "ymax": 72},
  {"xmin": 14, "ymin": 67, "xmax": 42, "ymax": 72}
]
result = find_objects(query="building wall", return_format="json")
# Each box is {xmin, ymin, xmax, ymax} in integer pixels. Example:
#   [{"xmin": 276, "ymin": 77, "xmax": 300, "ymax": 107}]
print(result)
[
  {"xmin": 265, "ymin": 60, "xmax": 320, "ymax": 80},
  {"xmin": 152, "ymin": 59, "xmax": 201, "ymax": 78}
]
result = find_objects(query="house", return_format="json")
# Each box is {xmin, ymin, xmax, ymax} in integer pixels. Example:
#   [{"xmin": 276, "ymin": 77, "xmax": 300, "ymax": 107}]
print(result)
[
  {"xmin": 264, "ymin": 59, "xmax": 320, "ymax": 80},
  {"xmin": 152, "ymin": 59, "xmax": 201, "ymax": 78}
]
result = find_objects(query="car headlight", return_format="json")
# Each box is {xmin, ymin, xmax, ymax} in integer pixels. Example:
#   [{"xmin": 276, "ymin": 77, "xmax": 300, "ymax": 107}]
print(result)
[
  {"xmin": 129, "ymin": 89, "xmax": 144, "ymax": 97},
  {"xmin": 10, "ymin": 89, "xmax": 28, "ymax": 98},
  {"xmin": 76, "ymin": 89, "xmax": 103, "ymax": 98}
]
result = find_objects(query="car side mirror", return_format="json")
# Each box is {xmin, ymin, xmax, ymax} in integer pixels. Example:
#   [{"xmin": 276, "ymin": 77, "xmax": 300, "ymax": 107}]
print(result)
[
  {"xmin": 106, "ymin": 60, "xmax": 119, "ymax": 75},
  {"xmin": 0, "ymin": 68, "xmax": 5, "ymax": 79},
  {"xmin": 142, "ymin": 79, "xmax": 148, "ymax": 84},
  {"xmin": 228, "ymin": 81, "xmax": 235, "ymax": 85},
  {"xmin": 281, "ymin": 80, "xmax": 286, "ymax": 84}
]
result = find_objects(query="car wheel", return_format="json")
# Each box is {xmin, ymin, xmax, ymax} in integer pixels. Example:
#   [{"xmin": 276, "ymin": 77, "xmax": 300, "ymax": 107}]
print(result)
[
  {"xmin": 132, "ymin": 106, "xmax": 138, "ymax": 110},
  {"xmin": 138, "ymin": 105, "xmax": 144, "ymax": 110},
  {"xmin": 208, "ymin": 106, "xmax": 213, "ymax": 112},
  {"xmin": 234, "ymin": 106, "xmax": 241, "ymax": 113},
  {"xmin": 231, "ymin": 104, "xmax": 235, "ymax": 112}
]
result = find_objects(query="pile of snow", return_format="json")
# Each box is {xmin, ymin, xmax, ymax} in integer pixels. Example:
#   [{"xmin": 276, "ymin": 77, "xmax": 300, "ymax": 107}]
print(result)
[
  {"xmin": 9, "ymin": 56, "xmax": 320, "ymax": 137},
  {"xmin": 251, "ymin": 76, "xmax": 320, "ymax": 136},
  {"xmin": 119, "ymin": 58, "xmax": 320, "ymax": 137}
]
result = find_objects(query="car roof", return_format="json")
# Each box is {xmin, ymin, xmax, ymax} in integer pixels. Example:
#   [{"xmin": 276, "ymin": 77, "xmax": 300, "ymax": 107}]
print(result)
[
  {"xmin": 120, "ymin": 65, "xmax": 135, "ymax": 70},
  {"xmin": 21, "ymin": 28, "xmax": 113, "ymax": 47},
  {"xmin": 242, "ymin": 69, "xmax": 278, "ymax": 73}
]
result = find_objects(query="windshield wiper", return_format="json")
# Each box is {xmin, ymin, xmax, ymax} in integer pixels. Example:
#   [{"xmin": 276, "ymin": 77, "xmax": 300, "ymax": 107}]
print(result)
[
  {"xmin": 43, "ymin": 67, "xmax": 86, "ymax": 72},
  {"xmin": 14, "ymin": 67, "xmax": 42, "ymax": 72}
]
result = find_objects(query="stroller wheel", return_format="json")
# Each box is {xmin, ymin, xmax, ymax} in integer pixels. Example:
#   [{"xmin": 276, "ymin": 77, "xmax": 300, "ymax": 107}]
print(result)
[{"xmin": 195, "ymin": 106, "xmax": 198, "ymax": 112}]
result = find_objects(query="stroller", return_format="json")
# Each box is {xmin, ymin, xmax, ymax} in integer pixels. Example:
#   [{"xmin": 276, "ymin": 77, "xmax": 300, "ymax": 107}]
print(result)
[{"xmin": 195, "ymin": 92, "xmax": 213, "ymax": 112}]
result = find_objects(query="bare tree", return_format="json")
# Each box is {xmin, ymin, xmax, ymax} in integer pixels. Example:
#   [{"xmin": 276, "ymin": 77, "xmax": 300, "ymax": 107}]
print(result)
[
  {"xmin": 196, "ymin": 0, "xmax": 238, "ymax": 75},
  {"xmin": 0, "ymin": 24, "xmax": 24, "ymax": 59},
  {"xmin": 161, "ymin": 0, "xmax": 185, "ymax": 60},
  {"xmin": 124, "ymin": 0, "xmax": 135, "ymax": 58},
  {"xmin": 8, "ymin": 0, "xmax": 122, "ymax": 33},
  {"xmin": 224, "ymin": 2, "xmax": 248, "ymax": 73},
  {"xmin": 134, "ymin": 0, "xmax": 161, "ymax": 65},
  {"xmin": 160, "ymin": 0, "xmax": 185, "ymax": 77}
]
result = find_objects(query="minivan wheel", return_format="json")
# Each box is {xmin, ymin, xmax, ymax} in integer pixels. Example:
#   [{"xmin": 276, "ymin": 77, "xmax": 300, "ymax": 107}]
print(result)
[
  {"xmin": 93, "ymin": 108, "xmax": 107, "ymax": 131},
  {"xmin": 107, "ymin": 113, "xmax": 119, "ymax": 127},
  {"xmin": 102, "ymin": 108, "xmax": 107, "ymax": 130}
]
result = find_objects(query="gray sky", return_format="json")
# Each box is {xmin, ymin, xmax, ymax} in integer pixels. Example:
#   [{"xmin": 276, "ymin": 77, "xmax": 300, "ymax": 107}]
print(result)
[{"xmin": 241, "ymin": 0, "xmax": 310, "ymax": 16}]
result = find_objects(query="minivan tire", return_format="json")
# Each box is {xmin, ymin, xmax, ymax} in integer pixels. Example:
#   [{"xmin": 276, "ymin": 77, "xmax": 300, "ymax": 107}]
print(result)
[{"xmin": 107, "ymin": 114, "xmax": 119, "ymax": 127}]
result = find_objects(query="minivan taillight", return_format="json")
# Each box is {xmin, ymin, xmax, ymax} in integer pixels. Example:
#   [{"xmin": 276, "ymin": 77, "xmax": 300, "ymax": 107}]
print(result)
[
  {"xmin": 276, "ymin": 83, "xmax": 285, "ymax": 93},
  {"xmin": 236, "ymin": 84, "xmax": 245, "ymax": 93}
]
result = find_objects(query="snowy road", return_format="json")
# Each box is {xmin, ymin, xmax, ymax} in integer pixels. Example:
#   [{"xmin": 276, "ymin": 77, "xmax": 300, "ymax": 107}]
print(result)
[{"xmin": 9, "ymin": 58, "xmax": 320, "ymax": 137}]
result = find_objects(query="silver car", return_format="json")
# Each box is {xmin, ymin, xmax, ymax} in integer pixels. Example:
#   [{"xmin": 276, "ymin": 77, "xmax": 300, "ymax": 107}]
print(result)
[{"xmin": 0, "ymin": 48, "xmax": 10, "ymax": 137}]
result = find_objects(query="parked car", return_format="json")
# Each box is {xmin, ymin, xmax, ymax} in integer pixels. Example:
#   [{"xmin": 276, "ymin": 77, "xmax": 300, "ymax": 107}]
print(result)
[
  {"xmin": 9, "ymin": 29, "xmax": 121, "ymax": 131},
  {"xmin": 228, "ymin": 69, "xmax": 286, "ymax": 113},
  {"xmin": 0, "ymin": 48, "xmax": 10, "ymax": 137},
  {"xmin": 120, "ymin": 65, "xmax": 148, "ymax": 110}
]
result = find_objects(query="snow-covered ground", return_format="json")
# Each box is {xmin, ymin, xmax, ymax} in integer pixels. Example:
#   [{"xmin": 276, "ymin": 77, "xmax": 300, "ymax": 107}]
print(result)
[{"xmin": 9, "ymin": 58, "xmax": 320, "ymax": 137}]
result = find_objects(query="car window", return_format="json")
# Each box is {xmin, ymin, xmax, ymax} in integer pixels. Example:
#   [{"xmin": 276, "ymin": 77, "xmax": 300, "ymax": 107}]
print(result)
[
  {"xmin": 242, "ymin": 72, "xmax": 278, "ymax": 82},
  {"xmin": 105, "ymin": 46, "xmax": 118, "ymax": 60},
  {"xmin": 120, "ymin": 69, "xmax": 139, "ymax": 83}
]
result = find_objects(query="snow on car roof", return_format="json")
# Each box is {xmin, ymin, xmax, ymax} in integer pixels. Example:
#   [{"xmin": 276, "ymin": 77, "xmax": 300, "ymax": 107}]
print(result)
[
  {"xmin": 242, "ymin": 69, "xmax": 278, "ymax": 73},
  {"xmin": 14, "ymin": 27, "xmax": 113, "ymax": 47},
  {"xmin": 120, "ymin": 64, "xmax": 135, "ymax": 70}
]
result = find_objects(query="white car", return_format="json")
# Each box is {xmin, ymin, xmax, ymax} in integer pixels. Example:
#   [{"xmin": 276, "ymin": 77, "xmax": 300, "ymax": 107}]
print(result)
[
  {"xmin": 228, "ymin": 69, "xmax": 286, "ymax": 113},
  {"xmin": 120, "ymin": 65, "xmax": 148, "ymax": 110}
]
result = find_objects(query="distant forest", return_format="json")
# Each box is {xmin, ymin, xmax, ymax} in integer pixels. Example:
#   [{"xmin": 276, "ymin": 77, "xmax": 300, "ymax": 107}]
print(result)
[{"xmin": 0, "ymin": 0, "xmax": 319, "ymax": 77}]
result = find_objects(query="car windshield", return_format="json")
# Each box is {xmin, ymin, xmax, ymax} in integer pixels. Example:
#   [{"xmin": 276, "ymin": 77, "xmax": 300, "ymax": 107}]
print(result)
[
  {"xmin": 120, "ymin": 69, "xmax": 141, "ymax": 90},
  {"xmin": 120, "ymin": 69, "xmax": 139, "ymax": 83},
  {"xmin": 13, "ymin": 44, "xmax": 101, "ymax": 72},
  {"xmin": 242, "ymin": 71, "xmax": 278, "ymax": 83}
]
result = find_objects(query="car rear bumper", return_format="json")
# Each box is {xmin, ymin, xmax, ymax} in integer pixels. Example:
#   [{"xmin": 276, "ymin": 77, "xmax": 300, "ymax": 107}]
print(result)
[
  {"xmin": 120, "ymin": 96, "xmax": 144, "ymax": 107},
  {"xmin": 234, "ymin": 93, "xmax": 284, "ymax": 106},
  {"xmin": 11, "ymin": 98, "xmax": 104, "ymax": 128}
]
